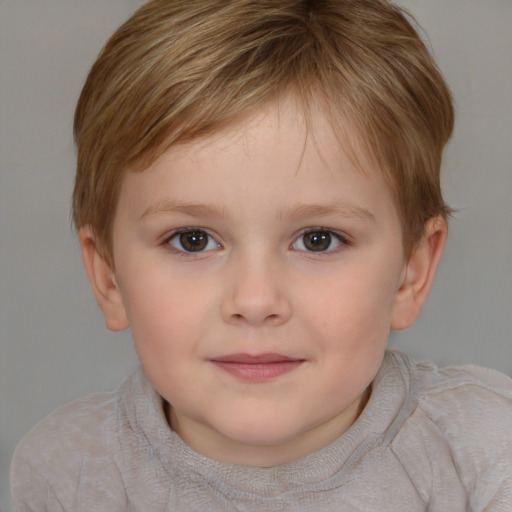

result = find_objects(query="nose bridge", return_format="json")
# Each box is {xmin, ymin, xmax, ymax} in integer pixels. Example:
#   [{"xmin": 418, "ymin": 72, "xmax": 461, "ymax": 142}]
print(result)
[{"xmin": 221, "ymin": 248, "xmax": 291, "ymax": 326}]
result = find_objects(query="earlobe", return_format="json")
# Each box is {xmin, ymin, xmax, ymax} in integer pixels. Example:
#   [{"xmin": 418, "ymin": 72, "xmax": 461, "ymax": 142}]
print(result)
[
  {"xmin": 78, "ymin": 226, "xmax": 129, "ymax": 332},
  {"xmin": 391, "ymin": 217, "xmax": 447, "ymax": 330}
]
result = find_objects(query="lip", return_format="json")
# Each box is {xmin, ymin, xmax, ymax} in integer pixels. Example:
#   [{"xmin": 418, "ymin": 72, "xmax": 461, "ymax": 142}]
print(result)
[{"xmin": 210, "ymin": 353, "xmax": 304, "ymax": 381}]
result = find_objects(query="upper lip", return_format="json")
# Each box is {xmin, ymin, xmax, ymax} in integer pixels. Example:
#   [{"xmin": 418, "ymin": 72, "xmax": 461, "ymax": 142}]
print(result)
[{"xmin": 210, "ymin": 353, "xmax": 302, "ymax": 364}]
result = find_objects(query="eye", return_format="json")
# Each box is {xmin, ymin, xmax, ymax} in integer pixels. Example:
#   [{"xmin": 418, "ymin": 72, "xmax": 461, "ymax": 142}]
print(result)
[
  {"xmin": 292, "ymin": 230, "xmax": 348, "ymax": 252},
  {"xmin": 167, "ymin": 229, "xmax": 221, "ymax": 253}
]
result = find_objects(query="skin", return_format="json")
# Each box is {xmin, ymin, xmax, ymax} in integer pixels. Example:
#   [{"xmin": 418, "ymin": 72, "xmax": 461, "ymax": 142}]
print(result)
[{"xmin": 80, "ymin": 96, "xmax": 446, "ymax": 467}]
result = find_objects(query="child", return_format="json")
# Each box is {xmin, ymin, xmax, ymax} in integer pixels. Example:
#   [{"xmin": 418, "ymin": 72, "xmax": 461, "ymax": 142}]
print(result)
[{"xmin": 11, "ymin": 0, "xmax": 512, "ymax": 510}]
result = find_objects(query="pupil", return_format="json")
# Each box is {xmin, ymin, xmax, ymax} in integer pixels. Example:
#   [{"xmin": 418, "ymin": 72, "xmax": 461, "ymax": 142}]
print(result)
[
  {"xmin": 180, "ymin": 231, "xmax": 207, "ymax": 251},
  {"xmin": 304, "ymin": 232, "xmax": 331, "ymax": 251}
]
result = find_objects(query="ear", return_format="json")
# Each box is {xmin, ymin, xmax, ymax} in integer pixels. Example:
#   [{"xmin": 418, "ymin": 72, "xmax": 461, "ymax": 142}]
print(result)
[
  {"xmin": 391, "ymin": 217, "xmax": 447, "ymax": 330},
  {"xmin": 78, "ymin": 226, "xmax": 129, "ymax": 332}
]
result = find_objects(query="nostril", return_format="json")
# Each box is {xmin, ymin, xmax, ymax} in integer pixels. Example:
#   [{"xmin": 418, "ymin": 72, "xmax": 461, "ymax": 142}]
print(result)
[{"xmin": 230, "ymin": 312, "xmax": 280, "ymax": 323}]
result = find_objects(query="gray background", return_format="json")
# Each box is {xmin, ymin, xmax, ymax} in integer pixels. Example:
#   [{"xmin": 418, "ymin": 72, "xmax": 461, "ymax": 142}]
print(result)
[{"xmin": 1, "ymin": 0, "xmax": 511, "ymax": 508}]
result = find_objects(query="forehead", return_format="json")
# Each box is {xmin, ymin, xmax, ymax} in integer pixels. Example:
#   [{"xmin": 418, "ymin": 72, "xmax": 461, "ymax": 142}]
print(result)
[{"xmin": 117, "ymin": 95, "xmax": 395, "ymax": 222}]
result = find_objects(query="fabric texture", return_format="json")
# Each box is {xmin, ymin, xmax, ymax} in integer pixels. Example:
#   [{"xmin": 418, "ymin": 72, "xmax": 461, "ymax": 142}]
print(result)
[{"xmin": 11, "ymin": 351, "xmax": 512, "ymax": 511}]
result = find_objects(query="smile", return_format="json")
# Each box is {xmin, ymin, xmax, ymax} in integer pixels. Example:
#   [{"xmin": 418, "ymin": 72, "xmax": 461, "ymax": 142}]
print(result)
[{"xmin": 210, "ymin": 353, "xmax": 304, "ymax": 382}]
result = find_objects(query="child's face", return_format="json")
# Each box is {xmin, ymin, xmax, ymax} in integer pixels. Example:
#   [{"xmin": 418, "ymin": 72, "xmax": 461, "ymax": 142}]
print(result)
[{"xmin": 106, "ymin": 97, "xmax": 412, "ymax": 465}]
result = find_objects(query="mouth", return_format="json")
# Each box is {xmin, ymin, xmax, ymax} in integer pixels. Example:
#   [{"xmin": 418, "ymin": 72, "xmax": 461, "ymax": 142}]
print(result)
[{"xmin": 210, "ymin": 353, "xmax": 304, "ymax": 382}]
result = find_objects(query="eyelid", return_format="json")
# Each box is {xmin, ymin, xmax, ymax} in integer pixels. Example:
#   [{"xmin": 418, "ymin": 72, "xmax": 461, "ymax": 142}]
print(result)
[
  {"xmin": 164, "ymin": 227, "xmax": 222, "ymax": 253},
  {"xmin": 161, "ymin": 226, "xmax": 350, "ymax": 254},
  {"xmin": 291, "ymin": 227, "xmax": 351, "ymax": 252}
]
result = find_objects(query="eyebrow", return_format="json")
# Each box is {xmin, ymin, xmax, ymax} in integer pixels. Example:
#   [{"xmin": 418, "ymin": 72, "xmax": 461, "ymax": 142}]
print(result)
[
  {"xmin": 140, "ymin": 201, "xmax": 228, "ymax": 220},
  {"xmin": 279, "ymin": 203, "xmax": 375, "ymax": 223},
  {"xmin": 140, "ymin": 200, "xmax": 375, "ymax": 222}
]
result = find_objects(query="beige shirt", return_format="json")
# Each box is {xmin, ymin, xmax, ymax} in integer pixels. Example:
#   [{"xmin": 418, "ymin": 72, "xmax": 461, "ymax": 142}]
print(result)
[{"xmin": 11, "ymin": 351, "xmax": 512, "ymax": 511}]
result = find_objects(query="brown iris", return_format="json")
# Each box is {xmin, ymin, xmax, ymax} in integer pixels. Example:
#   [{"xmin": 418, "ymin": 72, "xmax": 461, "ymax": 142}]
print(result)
[
  {"xmin": 302, "ymin": 231, "xmax": 332, "ymax": 251},
  {"xmin": 179, "ymin": 230, "xmax": 209, "ymax": 252}
]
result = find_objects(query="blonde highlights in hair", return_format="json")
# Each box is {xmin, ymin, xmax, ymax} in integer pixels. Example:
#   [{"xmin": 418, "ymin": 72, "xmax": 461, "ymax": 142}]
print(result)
[{"xmin": 73, "ymin": 0, "xmax": 454, "ymax": 263}]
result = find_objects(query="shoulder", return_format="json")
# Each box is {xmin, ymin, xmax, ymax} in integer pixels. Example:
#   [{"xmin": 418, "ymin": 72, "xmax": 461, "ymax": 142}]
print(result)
[
  {"xmin": 11, "ymin": 382, "xmax": 129, "ymax": 511},
  {"xmin": 391, "ymin": 351, "xmax": 512, "ymax": 444},
  {"xmin": 387, "ymin": 351, "xmax": 512, "ymax": 508},
  {"xmin": 386, "ymin": 350, "xmax": 512, "ymax": 419},
  {"xmin": 13, "ymin": 388, "xmax": 119, "ymax": 463},
  {"xmin": 408, "ymin": 355, "xmax": 512, "ymax": 434},
  {"xmin": 382, "ymin": 351, "xmax": 512, "ymax": 453}
]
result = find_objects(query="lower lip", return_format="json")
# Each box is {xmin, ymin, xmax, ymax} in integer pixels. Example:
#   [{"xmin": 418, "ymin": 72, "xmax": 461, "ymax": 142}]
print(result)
[{"xmin": 211, "ymin": 360, "xmax": 303, "ymax": 381}]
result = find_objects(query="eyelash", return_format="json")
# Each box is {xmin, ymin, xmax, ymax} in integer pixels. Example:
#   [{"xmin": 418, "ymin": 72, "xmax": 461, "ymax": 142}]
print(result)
[
  {"xmin": 292, "ymin": 228, "xmax": 351, "ymax": 254},
  {"xmin": 162, "ymin": 227, "xmax": 351, "ymax": 255},
  {"xmin": 163, "ymin": 228, "xmax": 221, "ymax": 256}
]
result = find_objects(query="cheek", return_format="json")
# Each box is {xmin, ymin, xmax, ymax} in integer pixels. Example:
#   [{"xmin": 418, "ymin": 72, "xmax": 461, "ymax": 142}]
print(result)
[
  {"xmin": 125, "ymin": 283, "xmax": 209, "ymax": 399},
  {"xmin": 306, "ymin": 268, "xmax": 397, "ymax": 406},
  {"xmin": 304, "ymin": 262, "xmax": 400, "ymax": 350},
  {"xmin": 118, "ymin": 266, "xmax": 215, "ymax": 358}
]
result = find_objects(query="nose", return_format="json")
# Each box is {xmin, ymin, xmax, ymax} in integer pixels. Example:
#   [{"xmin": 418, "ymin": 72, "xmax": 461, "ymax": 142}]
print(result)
[{"xmin": 220, "ymin": 255, "xmax": 292, "ymax": 327}]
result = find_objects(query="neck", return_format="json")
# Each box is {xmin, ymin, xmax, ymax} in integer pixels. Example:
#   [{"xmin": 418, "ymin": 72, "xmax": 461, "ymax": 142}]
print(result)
[{"xmin": 166, "ymin": 386, "xmax": 371, "ymax": 467}]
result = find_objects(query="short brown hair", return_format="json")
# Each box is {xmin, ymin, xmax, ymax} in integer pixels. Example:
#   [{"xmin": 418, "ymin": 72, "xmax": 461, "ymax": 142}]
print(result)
[{"xmin": 72, "ymin": 0, "xmax": 454, "ymax": 263}]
